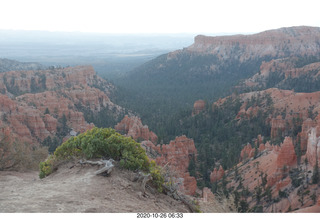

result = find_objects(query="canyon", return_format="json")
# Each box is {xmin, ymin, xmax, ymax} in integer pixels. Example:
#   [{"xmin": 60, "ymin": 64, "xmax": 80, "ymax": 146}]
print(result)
[{"xmin": 2, "ymin": 26, "xmax": 320, "ymax": 213}]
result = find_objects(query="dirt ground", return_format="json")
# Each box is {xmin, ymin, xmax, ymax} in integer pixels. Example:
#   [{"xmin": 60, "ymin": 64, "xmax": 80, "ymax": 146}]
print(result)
[{"xmin": 0, "ymin": 162, "xmax": 191, "ymax": 213}]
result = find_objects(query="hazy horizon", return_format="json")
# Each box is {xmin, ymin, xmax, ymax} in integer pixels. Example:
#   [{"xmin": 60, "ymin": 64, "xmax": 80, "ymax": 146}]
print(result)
[{"xmin": 1, "ymin": 0, "xmax": 319, "ymax": 34}]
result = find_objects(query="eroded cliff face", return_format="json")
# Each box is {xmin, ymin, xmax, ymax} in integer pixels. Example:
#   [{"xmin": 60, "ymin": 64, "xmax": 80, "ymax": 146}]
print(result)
[
  {"xmin": 0, "ymin": 66, "xmax": 99, "ymax": 95},
  {"xmin": 185, "ymin": 26, "xmax": 320, "ymax": 61},
  {"xmin": 157, "ymin": 136, "xmax": 197, "ymax": 195},
  {"xmin": 242, "ymin": 57, "xmax": 320, "ymax": 91},
  {"xmin": 115, "ymin": 115, "xmax": 158, "ymax": 143},
  {"xmin": 0, "ymin": 65, "xmax": 125, "ymax": 147},
  {"xmin": 306, "ymin": 127, "xmax": 320, "ymax": 168},
  {"xmin": 141, "ymin": 136, "xmax": 198, "ymax": 196}
]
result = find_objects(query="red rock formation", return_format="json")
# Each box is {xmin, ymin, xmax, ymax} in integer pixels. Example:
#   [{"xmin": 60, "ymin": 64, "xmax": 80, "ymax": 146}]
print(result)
[
  {"xmin": 43, "ymin": 114, "xmax": 57, "ymax": 133},
  {"xmin": 271, "ymin": 115, "xmax": 285, "ymax": 140},
  {"xmin": 182, "ymin": 172, "xmax": 197, "ymax": 196},
  {"xmin": 210, "ymin": 165, "xmax": 224, "ymax": 183},
  {"xmin": 0, "ymin": 66, "xmax": 103, "ymax": 94},
  {"xmin": 156, "ymin": 135, "xmax": 196, "ymax": 171},
  {"xmin": 0, "ymin": 94, "xmax": 16, "ymax": 113},
  {"xmin": 264, "ymin": 141, "xmax": 273, "ymax": 151},
  {"xmin": 0, "ymin": 127, "xmax": 16, "ymax": 169},
  {"xmin": 0, "ymin": 65, "xmax": 124, "ymax": 147},
  {"xmin": 243, "ymin": 55, "xmax": 320, "ymax": 90},
  {"xmin": 266, "ymin": 172, "xmax": 283, "ymax": 188},
  {"xmin": 140, "ymin": 140, "xmax": 162, "ymax": 158},
  {"xmin": 141, "ymin": 139, "xmax": 198, "ymax": 195},
  {"xmin": 149, "ymin": 135, "xmax": 197, "ymax": 195},
  {"xmin": 202, "ymin": 187, "xmax": 215, "ymax": 202},
  {"xmin": 64, "ymin": 87, "xmax": 110, "ymax": 112},
  {"xmin": 306, "ymin": 128, "xmax": 320, "ymax": 168},
  {"xmin": 275, "ymin": 177, "xmax": 291, "ymax": 192},
  {"xmin": 264, "ymin": 137, "xmax": 298, "ymax": 188},
  {"xmin": 192, "ymin": 100, "xmax": 206, "ymax": 115},
  {"xmin": 235, "ymin": 100, "xmax": 260, "ymax": 120},
  {"xmin": 259, "ymin": 143, "xmax": 266, "ymax": 152},
  {"xmin": 276, "ymin": 137, "xmax": 297, "ymax": 168},
  {"xmin": 115, "ymin": 115, "xmax": 158, "ymax": 143},
  {"xmin": 300, "ymin": 118, "xmax": 317, "ymax": 152},
  {"xmin": 240, "ymin": 143, "xmax": 255, "ymax": 161}
]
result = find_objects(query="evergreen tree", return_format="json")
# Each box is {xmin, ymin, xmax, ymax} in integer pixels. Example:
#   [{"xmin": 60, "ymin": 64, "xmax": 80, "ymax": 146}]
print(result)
[
  {"xmin": 44, "ymin": 108, "xmax": 50, "ymax": 115},
  {"xmin": 312, "ymin": 160, "xmax": 319, "ymax": 184},
  {"xmin": 188, "ymin": 155, "xmax": 196, "ymax": 177}
]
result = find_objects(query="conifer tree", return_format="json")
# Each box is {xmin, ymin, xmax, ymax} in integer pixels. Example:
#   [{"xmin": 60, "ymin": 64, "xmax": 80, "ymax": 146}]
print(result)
[{"xmin": 312, "ymin": 160, "xmax": 319, "ymax": 184}]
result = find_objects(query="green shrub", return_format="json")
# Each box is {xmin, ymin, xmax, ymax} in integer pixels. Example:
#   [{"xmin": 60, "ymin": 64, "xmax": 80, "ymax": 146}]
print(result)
[
  {"xmin": 52, "ymin": 127, "xmax": 150, "ymax": 170},
  {"xmin": 149, "ymin": 160, "xmax": 164, "ymax": 192},
  {"xmin": 39, "ymin": 127, "xmax": 164, "ymax": 191},
  {"xmin": 39, "ymin": 155, "xmax": 55, "ymax": 179}
]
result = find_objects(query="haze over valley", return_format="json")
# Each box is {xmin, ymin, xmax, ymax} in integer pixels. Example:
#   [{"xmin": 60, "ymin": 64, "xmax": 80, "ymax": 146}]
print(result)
[{"xmin": 0, "ymin": 30, "xmax": 194, "ymax": 79}]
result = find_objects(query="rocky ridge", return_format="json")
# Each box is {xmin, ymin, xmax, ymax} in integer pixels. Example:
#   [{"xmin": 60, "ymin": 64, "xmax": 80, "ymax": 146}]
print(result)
[
  {"xmin": 241, "ymin": 56, "xmax": 320, "ymax": 92},
  {"xmin": 0, "ymin": 65, "xmax": 125, "ymax": 147},
  {"xmin": 185, "ymin": 26, "xmax": 320, "ymax": 60},
  {"xmin": 0, "ymin": 58, "xmax": 42, "ymax": 73}
]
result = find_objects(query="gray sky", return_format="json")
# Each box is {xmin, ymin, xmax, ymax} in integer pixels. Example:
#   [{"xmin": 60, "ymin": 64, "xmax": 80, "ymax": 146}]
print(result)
[{"xmin": 1, "ymin": 0, "xmax": 320, "ymax": 34}]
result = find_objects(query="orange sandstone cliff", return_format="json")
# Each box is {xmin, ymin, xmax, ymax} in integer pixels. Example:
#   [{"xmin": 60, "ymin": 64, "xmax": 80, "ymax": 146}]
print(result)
[
  {"xmin": 0, "ymin": 65, "xmax": 125, "ymax": 147},
  {"xmin": 142, "ymin": 136, "xmax": 198, "ymax": 196},
  {"xmin": 115, "ymin": 115, "xmax": 158, "ymax": 143}
]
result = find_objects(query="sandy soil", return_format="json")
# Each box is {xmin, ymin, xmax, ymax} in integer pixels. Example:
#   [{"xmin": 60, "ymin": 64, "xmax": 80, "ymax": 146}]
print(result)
[{"xmin": 0, "ymin": 162, "xmax": 190, "ymax": 213}]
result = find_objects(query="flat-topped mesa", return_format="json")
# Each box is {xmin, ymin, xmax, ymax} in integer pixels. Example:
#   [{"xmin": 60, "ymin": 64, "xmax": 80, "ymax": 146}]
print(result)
[
  {"xmin": 46, "ymin": 65, "xmax": 97, "ymax": 89},
  {"xmin": 184, "ymin": 26, "xmax": 320, "ymax": 60},
  {"xmin": 115, "ymin": 115, "xmax": 158, "ymax": 144},
  {"xmin": 0, "ymin": 65, "xmax": 111, "ymax": 96}
]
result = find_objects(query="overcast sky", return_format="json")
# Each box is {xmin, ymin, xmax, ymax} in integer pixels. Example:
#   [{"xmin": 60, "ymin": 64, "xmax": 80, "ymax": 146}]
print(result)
[{"xmin": 1, "ymin": 0, "xmax": 320, "ymax": 35}]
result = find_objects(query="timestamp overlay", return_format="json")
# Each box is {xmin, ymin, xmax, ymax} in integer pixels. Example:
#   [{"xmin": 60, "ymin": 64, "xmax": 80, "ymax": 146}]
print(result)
[{"xmin": 137, "ymin": 213, "xmax": 184, "ymax": 219}]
